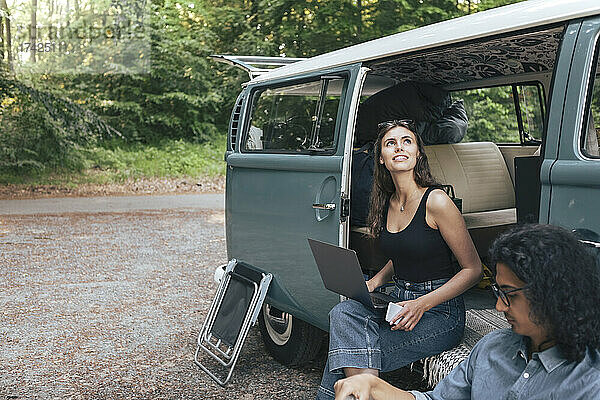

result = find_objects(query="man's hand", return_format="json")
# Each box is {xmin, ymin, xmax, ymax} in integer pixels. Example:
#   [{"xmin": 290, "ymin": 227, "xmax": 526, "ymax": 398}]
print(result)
[
  {"xmin": 334, "ymin": 374, "xmax": 375, "ymax": 400},
  {"xmin": 334, "ymin": 374, "xmax": 417, "ymax": 400}
]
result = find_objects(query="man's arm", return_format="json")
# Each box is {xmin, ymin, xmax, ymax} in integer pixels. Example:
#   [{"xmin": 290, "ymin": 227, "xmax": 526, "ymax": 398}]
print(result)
[{"xmin": 334, "ymin": 332, "xmax": 488, "ymax": 400}]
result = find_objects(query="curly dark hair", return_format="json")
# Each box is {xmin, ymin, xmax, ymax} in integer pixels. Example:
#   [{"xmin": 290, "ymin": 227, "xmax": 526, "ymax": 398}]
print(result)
[
  {"xmin": 488, "ymin": 224, "xmax": 600, "ymax": 362},
  {"xmin": 367, "ymin": 120, "xmax": 438, "ymax": 238}
]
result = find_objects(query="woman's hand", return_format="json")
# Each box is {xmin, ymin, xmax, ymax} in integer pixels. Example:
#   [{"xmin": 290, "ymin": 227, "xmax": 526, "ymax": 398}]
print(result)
[
  {"xmin": 390, "ymin": 297, "xmax": 430, "ymax": 331},
  {"xmin": 366, "ymin": 278, "xmax": 377, "ymax": 293}
]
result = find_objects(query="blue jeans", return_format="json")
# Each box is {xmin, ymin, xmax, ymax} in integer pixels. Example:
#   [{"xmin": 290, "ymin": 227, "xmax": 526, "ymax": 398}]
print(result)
[{"xmin": 316, "ymin": 277, "xmax": 465, "ymax": 399}]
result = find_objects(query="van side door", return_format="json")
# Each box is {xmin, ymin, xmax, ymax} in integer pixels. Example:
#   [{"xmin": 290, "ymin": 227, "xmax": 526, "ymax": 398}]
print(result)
[
  {"xmin": 544, "ymin": 17, "xmax": 600, "ymax": 243},
  {"xmin": 225, "ymin": 64, "xmax": 364, "ymax": 330}
]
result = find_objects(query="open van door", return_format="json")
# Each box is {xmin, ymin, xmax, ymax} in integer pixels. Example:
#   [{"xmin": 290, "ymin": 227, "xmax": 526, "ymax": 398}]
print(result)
[
  {"xmin": 224, "ymin": 64, "xmax": 367, "ymax": 364},
  {"xmin": 543, "ymin": 17, "xmax": 600, "ymax": 246}
]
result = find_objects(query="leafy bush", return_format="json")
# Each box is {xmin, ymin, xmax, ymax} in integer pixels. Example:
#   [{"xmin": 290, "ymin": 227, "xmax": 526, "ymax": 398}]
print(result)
[{"xmin": 0, "ymin": 79, "xmax": 111, "ymax": 171}]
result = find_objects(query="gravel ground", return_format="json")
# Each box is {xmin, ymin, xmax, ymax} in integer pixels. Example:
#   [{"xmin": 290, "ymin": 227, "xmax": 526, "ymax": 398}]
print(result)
[{"xmin": 0, "ymin": 206, "xmax": 427, "ymax": 399}]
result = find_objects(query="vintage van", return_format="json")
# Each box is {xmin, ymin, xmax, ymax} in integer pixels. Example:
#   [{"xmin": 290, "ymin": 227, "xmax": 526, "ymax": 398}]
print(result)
[{"xmin": 213, "ymin": 0, "xmax": 600, "ymax": 373}]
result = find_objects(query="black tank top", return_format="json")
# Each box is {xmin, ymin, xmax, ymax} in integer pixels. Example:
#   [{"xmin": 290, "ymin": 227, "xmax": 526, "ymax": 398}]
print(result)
[{"xmin": 379, "ymin": 187, "xmax": 455, "ymax": 282}]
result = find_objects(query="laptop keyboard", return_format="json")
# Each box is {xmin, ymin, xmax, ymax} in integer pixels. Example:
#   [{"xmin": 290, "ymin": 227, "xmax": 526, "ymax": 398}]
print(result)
[{"xmin": 370, "ymin": 291, "xmax": 395, "ymax": 308}]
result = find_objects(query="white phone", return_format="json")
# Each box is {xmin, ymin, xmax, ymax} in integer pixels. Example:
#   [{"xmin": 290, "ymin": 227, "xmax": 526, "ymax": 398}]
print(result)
[{"xmin": 385, "ymin": 302, "xmax": 404, "ymax": 324}]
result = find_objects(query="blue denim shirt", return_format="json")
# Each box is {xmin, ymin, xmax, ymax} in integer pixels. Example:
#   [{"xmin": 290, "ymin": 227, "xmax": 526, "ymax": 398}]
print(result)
[{"xmin": 410, "ymin": 329, "xmax": 600, "ymax": 400}]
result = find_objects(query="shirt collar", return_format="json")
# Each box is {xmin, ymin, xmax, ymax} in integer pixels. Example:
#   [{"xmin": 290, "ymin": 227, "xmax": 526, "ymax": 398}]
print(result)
[
  {"xmin": 535, "ymin": 346, "xmax": 568, "ymax": 373},
  {"xmin": 511, "ymin": 335, "xmax": 567, "ymax": 372}
]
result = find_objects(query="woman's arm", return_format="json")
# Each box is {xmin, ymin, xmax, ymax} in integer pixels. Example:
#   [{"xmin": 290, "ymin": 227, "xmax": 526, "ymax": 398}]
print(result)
[
  {"xmin": 366, "ymin": 259, "xmax": 393, "ymax": 292},
  {"xmin": 391, "ymin": 189, "xmax": 482, "ymax": 331}
]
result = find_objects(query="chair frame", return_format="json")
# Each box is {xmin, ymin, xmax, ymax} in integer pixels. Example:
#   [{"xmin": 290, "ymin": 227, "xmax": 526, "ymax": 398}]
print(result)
[{"xmin": 194, "ymin": 258, "xmax": 272, "ymax": 386}]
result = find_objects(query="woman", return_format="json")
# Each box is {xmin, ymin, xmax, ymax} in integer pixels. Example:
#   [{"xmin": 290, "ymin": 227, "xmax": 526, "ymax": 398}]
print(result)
[{"xmin": 316, "ymin": 120, "xmax": 482, "ymax": 400}]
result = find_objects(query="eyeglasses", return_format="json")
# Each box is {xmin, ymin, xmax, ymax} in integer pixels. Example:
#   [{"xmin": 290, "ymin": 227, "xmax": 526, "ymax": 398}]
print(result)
[
  {"xmin": 377, "ymin": 119, "xmax": 416, "ymax": 132},
  {"xmin": 490, "ymin": 282, "xmax": 530, "ymax": 307}
]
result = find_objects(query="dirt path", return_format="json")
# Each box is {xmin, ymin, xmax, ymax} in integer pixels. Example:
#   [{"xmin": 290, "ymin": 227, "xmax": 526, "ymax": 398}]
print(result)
[{"xmin": 0, "ymin": 176, "xmax": 225, "ymax": 200}]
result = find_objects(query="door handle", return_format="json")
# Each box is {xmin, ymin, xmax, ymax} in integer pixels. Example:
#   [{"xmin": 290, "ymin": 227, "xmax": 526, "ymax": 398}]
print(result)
[
  {"xmin": 572, "ymin": 228, "xmax": 600, "ymax": 248},
  {"xmin": 312, "ymin": 203, "xmax": 336, "ymax": 210},
  {"xmin": 579, "ymin": 239, "xmax": 600, "ymax": 248}
]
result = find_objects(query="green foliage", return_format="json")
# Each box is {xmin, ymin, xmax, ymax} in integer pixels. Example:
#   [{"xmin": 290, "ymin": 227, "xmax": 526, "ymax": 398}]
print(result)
[
  {"xmin": 454, "ymin": 87, "xmax": 520, "ymax": 143},
  {"xmin": 86, "ymin": 137, "xmax": 226, "ymax": 179},
  {"xmin": 0, "ymin": 77, "xmax": 118, "ymax": 171},
  {"xmin": 0, "ymin": 136, "xmax": 226, "ymax": 185},
  {"xmin": 0, "ymin": 0, "xmax": 526, "ymax": 180}
]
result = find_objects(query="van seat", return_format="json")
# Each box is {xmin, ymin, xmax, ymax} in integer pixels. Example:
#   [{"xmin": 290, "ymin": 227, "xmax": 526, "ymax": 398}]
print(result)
[
  {"xmin": 425, "ymin": 142, "xmax": 516, "ymax": 228},
  {"xmin": 462, "ymin": 209, "xmax": 516, "ymax": 230}
]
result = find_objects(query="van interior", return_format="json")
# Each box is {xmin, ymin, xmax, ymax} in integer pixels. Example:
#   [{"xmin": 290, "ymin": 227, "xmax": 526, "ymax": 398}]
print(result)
[{"xmin": 349, "ymin": 25, "xmax": 565, "ymax": 277}]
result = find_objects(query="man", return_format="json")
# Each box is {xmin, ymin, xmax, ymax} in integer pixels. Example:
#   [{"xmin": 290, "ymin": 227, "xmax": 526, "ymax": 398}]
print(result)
[{"xmin": 334, "ymin": 224, "xmax": 600, "ymax": 400}]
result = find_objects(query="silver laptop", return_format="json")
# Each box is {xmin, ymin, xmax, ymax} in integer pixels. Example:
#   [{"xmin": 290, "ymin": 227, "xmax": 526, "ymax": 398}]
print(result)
[{"xmin": 308, "ymin": 238, "xmax": 394, "ymax": 309}]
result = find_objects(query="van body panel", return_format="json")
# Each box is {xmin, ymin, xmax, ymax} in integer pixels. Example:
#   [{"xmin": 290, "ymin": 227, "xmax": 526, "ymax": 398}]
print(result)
[
  {"xmin": 250, "ymin": 0, "xmax": 600, "ymax": 84},
  {"xmin": 539, "ymin": 21, "xmax": 580, "ymax": 224},
  {"xmin": 226, "ymin": 153, "xmax": 343, "ymax": 172},
  {"xmin": 225, "ymin": 64, "xmax": 363, "ymax": 329},
  {"xmin": 547, "ymin": 16, "xmax": 600, "ymax": 235}
]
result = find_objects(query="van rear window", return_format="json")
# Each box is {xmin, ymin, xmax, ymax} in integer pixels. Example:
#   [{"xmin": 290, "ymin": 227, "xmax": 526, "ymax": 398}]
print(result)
[
  {"xmin": 582, "ymin": 55, "xmax": 600, "ymax": 158},
  {"xmin": 452, "ymin": 83, "xmax": 544, "ymax": 144},
  {"xmin": 243, "ymin": 77, "xmax": 346, "ymax": 153}
]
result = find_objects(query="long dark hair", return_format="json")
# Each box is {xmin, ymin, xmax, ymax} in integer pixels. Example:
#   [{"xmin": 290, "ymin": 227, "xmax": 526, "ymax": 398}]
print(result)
[
  {"xmin": 489, "ymin": 224, "xmax": 600, "ymax": 362},
  {"xmin": 367, "ymin": 120, "xmax": 438, "ymax": 238}
]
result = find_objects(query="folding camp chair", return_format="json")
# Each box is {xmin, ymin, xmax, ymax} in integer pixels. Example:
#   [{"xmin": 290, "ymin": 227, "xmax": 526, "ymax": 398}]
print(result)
[{"xmin": 194, "ymin": 258, "xmax": 272, "ymax": 386}]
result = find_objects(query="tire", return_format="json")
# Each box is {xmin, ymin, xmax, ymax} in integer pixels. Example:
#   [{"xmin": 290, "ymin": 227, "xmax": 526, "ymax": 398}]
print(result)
[{"xmin": 258, "ymin": 303, "xmax": 326, "ymax": 367}]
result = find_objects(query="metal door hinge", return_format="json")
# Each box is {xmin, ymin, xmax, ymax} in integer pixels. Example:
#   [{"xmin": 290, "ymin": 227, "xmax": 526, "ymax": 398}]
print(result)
[{"xmin": 340, "ymin": 196, "xmax": 350, "ymax": 221}]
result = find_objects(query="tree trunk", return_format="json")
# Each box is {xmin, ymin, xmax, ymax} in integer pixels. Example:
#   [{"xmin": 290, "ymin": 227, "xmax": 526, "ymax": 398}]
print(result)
[
  {"xmin": 0, "ymin": 0, "xmax": 12, "ymax": 71},
  {"xmin": 48, "ymin": 0, "xmax": 55, "ymax": 40},
  {"xmin": 30, "ymin": 0, "xmax": 38, "ymax": 62},
  {"xmin": 66, "ymin": 0, "xmax": 70, "ymax": 28},
  {"xmin": 0, "ymin": 14, "xmax": 4, "ymax": 62},
  {"xmin": 357, "ymin": 0, "xmax": 362, "ymax": 41}
]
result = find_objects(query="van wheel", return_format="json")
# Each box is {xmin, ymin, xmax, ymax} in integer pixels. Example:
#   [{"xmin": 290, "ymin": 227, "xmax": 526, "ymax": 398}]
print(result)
[{"xmin": 258, "ymin": 303, "xmax": 325, "ymax": 367}]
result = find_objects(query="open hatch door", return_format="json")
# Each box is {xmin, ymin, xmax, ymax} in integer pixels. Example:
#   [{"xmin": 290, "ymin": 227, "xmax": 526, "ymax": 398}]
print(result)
[{"xmin": 210, "ymin": 55, "xmax": 306, "ymax": 79}]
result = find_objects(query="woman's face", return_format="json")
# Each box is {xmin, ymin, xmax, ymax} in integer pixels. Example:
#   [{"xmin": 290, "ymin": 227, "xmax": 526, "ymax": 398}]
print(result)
[{"xmin": 379, "ymin": 126, "xmax": 420, "ymax": 174}]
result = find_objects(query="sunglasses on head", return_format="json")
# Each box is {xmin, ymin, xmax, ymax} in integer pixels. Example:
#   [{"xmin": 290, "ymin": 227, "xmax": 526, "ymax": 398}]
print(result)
[{"xmin": 377, "ymin": 119, "xmax": 416, "ymax": 132}]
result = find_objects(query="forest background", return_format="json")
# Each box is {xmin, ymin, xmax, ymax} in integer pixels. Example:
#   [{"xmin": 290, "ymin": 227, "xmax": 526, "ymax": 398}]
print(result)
[{"xmin": 0, "ymin": 0, "xmax": 523, "ymax": 188}]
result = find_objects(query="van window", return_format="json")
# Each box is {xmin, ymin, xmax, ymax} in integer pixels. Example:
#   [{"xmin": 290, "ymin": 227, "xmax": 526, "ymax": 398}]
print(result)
[
  {"xmin": 452, "ymin": 83, "xmax": 544, "ymax": 144},
  {"xmin": 582, "ymin": 50, "xmax": 600, "ymax": 158},
  {"xmin": 243, "ymin": 77, "xmax": 346, "ymax": 153}
]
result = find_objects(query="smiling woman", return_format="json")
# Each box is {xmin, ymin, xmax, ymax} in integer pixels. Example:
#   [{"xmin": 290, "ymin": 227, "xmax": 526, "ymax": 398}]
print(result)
[{"xmin": 315, "ymin": 120, "xmax": 482, "ymax": 400}]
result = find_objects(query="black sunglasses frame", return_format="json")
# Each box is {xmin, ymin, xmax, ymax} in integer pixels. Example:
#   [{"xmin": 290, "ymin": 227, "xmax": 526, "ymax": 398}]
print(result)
[
  {"xmin": 377, "ymin": 119, "xmax": 416, "ymax": 132},
  {"xmin": 490, "ymin": 282, "xmax": 530, "ymax": 307}
]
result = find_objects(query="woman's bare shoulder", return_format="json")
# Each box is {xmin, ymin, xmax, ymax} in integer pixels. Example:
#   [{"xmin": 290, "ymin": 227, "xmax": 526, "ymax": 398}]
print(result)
[{"xmin": 425, "ymin": 188, "xmax": 455, "ymax": 213}]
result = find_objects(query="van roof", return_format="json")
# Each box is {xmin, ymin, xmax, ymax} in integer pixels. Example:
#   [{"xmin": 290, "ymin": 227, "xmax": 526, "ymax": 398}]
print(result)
[{"xmin": 251, "ymin": 0, "xmax": 600, "ymax": 84}]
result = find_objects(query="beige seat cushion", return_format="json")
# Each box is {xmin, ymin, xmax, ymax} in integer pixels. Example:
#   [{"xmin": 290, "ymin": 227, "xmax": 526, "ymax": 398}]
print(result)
[
  {"xmin": 463, "ymin": 208, "xmax": 516, "ymax": 229},
  {"xmin": 425, "ymin": 142, "xmax": 515, "ymax": 214}
]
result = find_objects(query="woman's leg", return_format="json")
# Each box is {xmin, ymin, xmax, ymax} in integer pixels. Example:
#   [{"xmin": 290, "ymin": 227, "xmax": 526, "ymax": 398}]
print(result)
[
  {"xmin": 378, "ymin": 296, "xmax": 465, "ymax": 372},
  {"xmin": 316, "ymin": 299, "xmax": 384, "ymax": 400}
]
